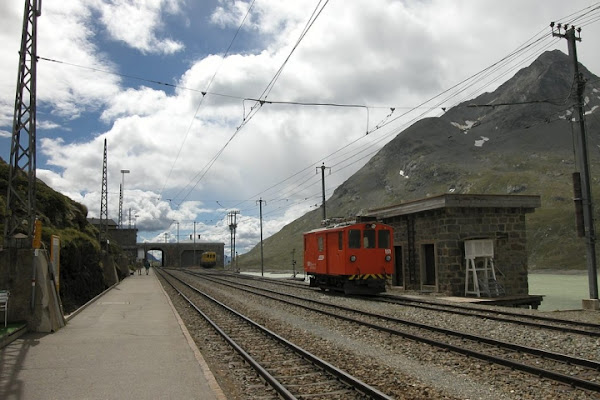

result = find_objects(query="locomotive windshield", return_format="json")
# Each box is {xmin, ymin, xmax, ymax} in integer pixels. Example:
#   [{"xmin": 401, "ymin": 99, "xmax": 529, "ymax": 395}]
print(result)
[
  {"xmin": 378, "ymin": 229, "xmax": 391, "ymax": 248},
  {"xmin": 349, "ymin": 229, "xmax": 361, "ymax": 248},
  {"xmin": 363, "ymin": 229, "xmax": 376, "ymax": 248}
]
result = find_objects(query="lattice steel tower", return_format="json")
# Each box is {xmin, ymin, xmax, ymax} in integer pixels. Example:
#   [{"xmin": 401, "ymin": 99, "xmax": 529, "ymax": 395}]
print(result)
[
  {"xmin": 4, "ymin": 0, "xmax": 42, "ymax": 247},
  {"xmin": 100, "ymin": 139, "xmax": 108, "ymax": 249}
]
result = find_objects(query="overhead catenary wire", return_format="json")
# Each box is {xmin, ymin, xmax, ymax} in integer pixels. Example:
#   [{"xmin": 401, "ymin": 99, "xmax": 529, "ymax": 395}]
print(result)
[
  {"xmin": 169, "ymin": 0, "xmax": 332, "ymax": 207},
  {"xmin": 38, "ymin": 57, "xmax": 432, "ymax": 113},
  {"xmin": 170, "ymin": 2, "xmax": 600, "ymax": 241},
  {"xmin": 36, "ymin": 3, "xmax": 600, "ymax": 231},
  {"xmin": 231, "ymin": 4, "xmax": 600, "ymax": 222},
  {"xmin": 158, "ymin": 0, "xmax": 258, "ymax": 200}
]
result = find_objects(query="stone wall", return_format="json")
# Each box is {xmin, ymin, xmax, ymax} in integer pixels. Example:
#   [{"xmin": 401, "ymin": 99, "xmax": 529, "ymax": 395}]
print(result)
[
  {"xmin": 0, "ymin": 248, "xmax": 65, "ymax": 332},
  {"xmin": 385, "ymin": 207, "xmax": 532, "ymax": 296},
  {"xmin": 142, "ymin": 242, "xmax": 225, "ymax": 268},
  {"xmin": 108, "ymin": 228, "xmax": 138, "ymax": 262}
]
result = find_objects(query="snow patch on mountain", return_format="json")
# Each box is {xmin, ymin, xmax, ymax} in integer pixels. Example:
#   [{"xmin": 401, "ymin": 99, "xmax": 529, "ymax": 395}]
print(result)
[
  {"xmin": 451, "ymin": 120, "xmax": 480, "ymax": 133},
  {"xmin": 558, "ymin": 109, "xmax": 573, "ymax": 120},
  {"xmin": 474, "ymin": 136, "xmax": 489, "ymax": 147}
]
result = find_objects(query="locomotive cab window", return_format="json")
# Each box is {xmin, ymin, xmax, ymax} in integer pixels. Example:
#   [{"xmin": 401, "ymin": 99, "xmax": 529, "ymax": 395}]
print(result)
[
  {"xmin": 349, "ymin": 229, "xmax": 361, "ymax": 248},
  {"xmin": 363, "ymin": 229, "xmax": 376, "ymax": 248},
  {"xmin": 318, "ymin": 236, "xmax": 324, "ymax": 252},
  {"xmin": 338, "ymin": 231, "xmax": 343, "ymax": 250},
  {"xmin": 378, "ymin": 229, "xmax": 390, "ymax": 248}
]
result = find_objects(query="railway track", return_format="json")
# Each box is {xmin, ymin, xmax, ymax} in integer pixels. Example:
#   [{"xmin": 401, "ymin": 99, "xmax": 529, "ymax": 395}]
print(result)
[
  {"xmin": 377, "ymin": 294, "xmax": 600, "ymax": 337},
  {"xmin": 210, "ymin": 270, "xmax": 600, "ymax": 337},
  {"xmin": 157, "ymin": 268, "xmax": 393, "ymax": 400},
  {"xmin": 181, "ymin": 269, "xmax": 600, "ymax": 395}
]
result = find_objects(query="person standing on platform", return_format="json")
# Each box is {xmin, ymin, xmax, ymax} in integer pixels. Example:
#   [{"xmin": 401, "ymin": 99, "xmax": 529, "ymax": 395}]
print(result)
[{"xmin": 144, "ymin": 258, "xmax": 150, "ymax": 275}]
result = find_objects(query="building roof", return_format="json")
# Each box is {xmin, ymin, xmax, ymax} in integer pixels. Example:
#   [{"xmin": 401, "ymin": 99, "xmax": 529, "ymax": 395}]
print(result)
[
  {"xmin": 361, "ymin": 194, "xmax": 541, "ymax": 219},
  {"xmin": 87, "ymin": 217, "xmax": 118, "ymax": 227}
]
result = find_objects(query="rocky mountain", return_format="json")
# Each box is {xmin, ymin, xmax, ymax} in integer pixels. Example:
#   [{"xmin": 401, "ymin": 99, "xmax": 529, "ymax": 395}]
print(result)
[{"xmin": 238, "ymin": 50, "xmax": 600, "ymax": 271}]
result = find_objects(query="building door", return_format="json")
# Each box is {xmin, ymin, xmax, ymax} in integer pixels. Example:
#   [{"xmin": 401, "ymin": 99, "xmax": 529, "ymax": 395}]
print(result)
[
  {"xmin": 393, "ymin": 246, "xmax": 403, "ymax": 286},
  {"xmin": 422, "ymin": 243, "xmax": 436, "ymax": 287}
]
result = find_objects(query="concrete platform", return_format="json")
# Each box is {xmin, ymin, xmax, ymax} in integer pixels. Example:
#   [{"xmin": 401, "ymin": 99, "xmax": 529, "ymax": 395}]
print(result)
[
  {"xmin": 0, "ymin": 268, "xmax": 226, "ymax": 400},
  {"xmin": 387, "ymin": 287, "xmax": 544, "ymax": 309}
]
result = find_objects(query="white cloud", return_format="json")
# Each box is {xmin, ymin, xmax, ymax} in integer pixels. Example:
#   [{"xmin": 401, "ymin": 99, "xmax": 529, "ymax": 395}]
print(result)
[
  {"xmin": 3, "ymin": 0, "xmax": 600, "ymax": 254},
  {"xmin": 90, "ymin": 0, "xmax": 185, "ymax": 55}
]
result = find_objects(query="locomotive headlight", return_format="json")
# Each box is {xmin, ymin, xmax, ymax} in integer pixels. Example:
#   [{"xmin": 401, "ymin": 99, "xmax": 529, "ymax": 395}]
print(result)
[
  {"xmin": 385, "ymin": 255, "xmax": 392, "ymax": 262},
  {"xmin": 350, "ymin": 255, "xmax": 357, "ymax": 262}
]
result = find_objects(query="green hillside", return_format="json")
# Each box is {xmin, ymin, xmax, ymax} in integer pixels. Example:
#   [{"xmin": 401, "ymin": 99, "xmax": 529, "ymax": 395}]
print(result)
[{"xmin": 0, "ymin": 159, "xmax": 120, "ymax": 312}]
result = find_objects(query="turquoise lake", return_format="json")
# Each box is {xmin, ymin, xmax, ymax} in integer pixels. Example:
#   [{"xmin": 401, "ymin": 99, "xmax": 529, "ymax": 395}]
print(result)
[{"xmin": 529, "ymin": 272, "xmax": 600, "ymax": 311}]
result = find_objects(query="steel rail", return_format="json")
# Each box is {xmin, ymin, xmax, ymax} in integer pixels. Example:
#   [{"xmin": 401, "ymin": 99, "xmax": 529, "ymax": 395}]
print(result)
[
  {"xmin": 161, "ymin": 269, "xmax": 394, "ymax": 400},
  {"xmin": 378, "ymin": 294, "xmax": 600, "ymax": 333},
  {"xmin": 198, "ymin": 269, "xmax": 600, "ymax": 334},
  {"xmin": 157, "ymin": 269, "xmax": 297, "ymax": 400},
  {"xmin": 187, "ymin": 271, "xmax": 600, "ymax": 393}
]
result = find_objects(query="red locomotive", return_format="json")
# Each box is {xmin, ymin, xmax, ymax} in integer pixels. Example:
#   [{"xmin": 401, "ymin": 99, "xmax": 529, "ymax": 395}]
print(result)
[{"xmin": 304, "ymin": 221, "xmax": 393, "ymax": 295}]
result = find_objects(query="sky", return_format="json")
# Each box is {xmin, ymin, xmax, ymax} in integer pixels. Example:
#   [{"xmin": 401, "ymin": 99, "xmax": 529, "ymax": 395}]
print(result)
[{"xmin": 1, "ymin": 0, "xmax": 600, "ymax": 257}]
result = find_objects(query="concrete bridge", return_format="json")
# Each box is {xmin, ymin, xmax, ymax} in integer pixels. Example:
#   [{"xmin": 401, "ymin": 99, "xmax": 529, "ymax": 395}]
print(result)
[{"xmin": 137, "ymin": 241, "xmax": 225, "ymax": 268}]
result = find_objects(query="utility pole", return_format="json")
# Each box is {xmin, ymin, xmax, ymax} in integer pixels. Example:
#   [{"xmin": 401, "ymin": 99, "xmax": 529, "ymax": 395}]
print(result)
[
  {"xmin": 257, "ymin": 198, "xmax": 266, "ymax": 276},
  {"xmin": 316, "ymin": 163, "xmax": 331, "ymax": 222},
  {"xmin": 119, "ymin": 169, "xmax": 129, "ymax": 228},
  {"xmin": 228, "ymin": 211, "xmax": 239, "ymax": 270},
  {"xmin": 551, "ymin": 22, "xmax": 599, "ymax": 307},
  {"xmin": 291, "ymin": 248, "xmax": 296, "ymax": 277},
  {"xmin": 174, "ymin": 221, "xmax": 179, "ymax": 268},
  {"xmin": 118, "ymin": 184, "xmax": 123, "ymax": 228},
  {"xmin": 4, "ymin": 0, "xmax": 42, "ymax": 247},
  {"xmin": 193, "ymin": 221, "xmax": 197, "ymax": 266},
  {"xmin": 228, "ymin": 219, "xmax": 233, "ymax": 268}
]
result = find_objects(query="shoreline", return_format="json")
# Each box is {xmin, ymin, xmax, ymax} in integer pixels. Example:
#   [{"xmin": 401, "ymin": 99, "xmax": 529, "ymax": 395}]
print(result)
[{"xmin": 529, "ymin": 269, "xmax": 590, "ymax": 275}]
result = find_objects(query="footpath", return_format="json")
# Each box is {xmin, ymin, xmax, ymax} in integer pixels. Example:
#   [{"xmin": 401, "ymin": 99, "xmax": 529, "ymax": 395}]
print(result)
[{"xmin": 0, "ymin": 268, "xmax": 226, "ymax": 400}]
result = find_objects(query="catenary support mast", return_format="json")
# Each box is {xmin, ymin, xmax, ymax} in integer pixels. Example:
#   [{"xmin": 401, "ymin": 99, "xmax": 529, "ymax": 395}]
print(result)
[
  {"xmin": 551, "ymin": 22, "xmax": 599, "ymax": 305},
  {"xmin": 316, "ymin": 163, "xmax": 331, "ymax": 221},
  {"xmin": 257, "ymin": 198, "xmax": 266, "ymax": 276},
  {"xmin": 100, "ymin": 139, "xmax": 108, "ymax": 250},
  {"xmin": 4, "ymin": 0, "xmax": 42, "ymax": 246}
]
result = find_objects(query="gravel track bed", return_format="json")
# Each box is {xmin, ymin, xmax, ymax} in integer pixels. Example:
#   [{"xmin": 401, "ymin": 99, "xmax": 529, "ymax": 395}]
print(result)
[
  {"xmin": 169, "ymin": 273, "xmax": 378, "ymax": 399},
  {"xmin": 165, "ymin": 270, "xmax": 600, "ymax": 399},
  {"xmin": 160, "ymin": 273, "xmax": 279, "ymax": 399},
  {"xmin": 201, "ymin": 274, "xmax": 600, "ymax": 384},
  {"xmin": 218, "ymin": 275, "xmax": 600, "ymax": 362}
]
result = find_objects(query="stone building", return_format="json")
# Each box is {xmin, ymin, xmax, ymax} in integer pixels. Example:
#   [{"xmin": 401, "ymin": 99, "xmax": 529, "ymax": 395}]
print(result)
[
  {"xmin": 87, "ymin": 217, "xmax": 138, "ymax": 261},
  {"xmin": 359, "ymin": 194, "xmax": 541, "ymax": 298}
]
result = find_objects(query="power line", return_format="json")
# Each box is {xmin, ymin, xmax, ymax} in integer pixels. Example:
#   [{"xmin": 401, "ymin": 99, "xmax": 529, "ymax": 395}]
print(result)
[
  {"xmin": 228, "ymin": 6, "xmax": 600, "ymax": 222},
  {"xmin": 158, "ymin": 0, "xmax": 258, "ymax": 199},
  {"xmin": 39, "ymin": 4, "xmax": 600, "ymax": 230},
  {"xmin": 173, "ymin": 0, "xmax": 332, "ymax": 206},
  {"xmin": 39, "ymin": 56, "xmax": 428, "ymax": 112}
]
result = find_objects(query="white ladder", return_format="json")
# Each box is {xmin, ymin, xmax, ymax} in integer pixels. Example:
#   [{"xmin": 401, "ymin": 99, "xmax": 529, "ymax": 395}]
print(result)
[{"xmin": 465, "ymin": 256, "xmax": 497, "ymax": 297}]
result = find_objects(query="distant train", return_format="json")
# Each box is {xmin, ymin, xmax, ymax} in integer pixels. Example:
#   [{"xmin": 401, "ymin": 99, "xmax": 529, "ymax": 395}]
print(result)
[
  {"xmin": 200, "ymin": 251, "xmax": 217, "ymax": 268},
  {"xmin": 304, "ymin": 221, "xmax": 393, "ymax": 295}
]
